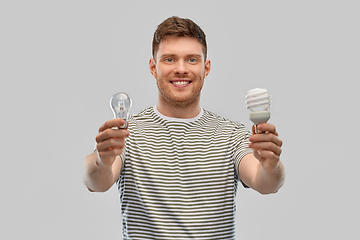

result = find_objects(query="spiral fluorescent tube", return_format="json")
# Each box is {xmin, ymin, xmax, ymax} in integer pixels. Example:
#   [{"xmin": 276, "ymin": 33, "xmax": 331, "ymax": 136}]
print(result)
[{"xmin": 246, "ymin": 88, "xmax": 271, "ymax": 131}]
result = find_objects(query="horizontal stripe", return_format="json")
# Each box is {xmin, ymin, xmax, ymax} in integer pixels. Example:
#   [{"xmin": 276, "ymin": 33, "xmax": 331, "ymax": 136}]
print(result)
[{"xmin": 117, "ymin": 107, "xmax": 252, "ymax": 239}]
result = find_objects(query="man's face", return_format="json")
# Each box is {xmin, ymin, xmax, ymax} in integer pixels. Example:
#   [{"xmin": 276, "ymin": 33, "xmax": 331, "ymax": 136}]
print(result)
[{"xmin": 149, "ymin": 36, "xmax": 211, "ymax": 108}]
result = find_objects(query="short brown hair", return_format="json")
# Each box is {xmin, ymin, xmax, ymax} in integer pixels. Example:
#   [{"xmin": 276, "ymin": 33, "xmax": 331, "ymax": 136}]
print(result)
[{"xmin": 152, "ymin": 16, "xmax": 207, "ymax": 60}]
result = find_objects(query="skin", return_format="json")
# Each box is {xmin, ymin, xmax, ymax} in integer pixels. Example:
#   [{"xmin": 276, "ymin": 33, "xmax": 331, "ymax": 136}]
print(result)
[
  {"xmin": 149, "ymin": 36, "xmax": 211, "ymax": 118},
  {"xmin": 83, "ymin": 118, "xmax": 128, "ymax": 192},
  {"xmin": 240, "ymin": 124, "xmax": 285, "ymax": 194},
  {"xmin": 83, "ymin": 36, "xmax": 285, "ymax": 194}
]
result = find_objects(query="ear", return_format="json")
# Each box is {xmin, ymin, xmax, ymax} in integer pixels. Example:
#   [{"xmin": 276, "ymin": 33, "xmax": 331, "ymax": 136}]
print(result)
[
  {"xmin": 204, "ymin": 59, "xmax": 211, "ymax": 78},
  {"xmin": 149, "ymin": 58, "xmax": 157, "ymax": 79}
]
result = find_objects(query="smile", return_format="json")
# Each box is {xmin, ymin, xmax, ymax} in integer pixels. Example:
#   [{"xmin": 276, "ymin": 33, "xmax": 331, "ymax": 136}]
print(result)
[{"xmin": 170, "ymin": 80, "xmax": 192, "ymax": 86}]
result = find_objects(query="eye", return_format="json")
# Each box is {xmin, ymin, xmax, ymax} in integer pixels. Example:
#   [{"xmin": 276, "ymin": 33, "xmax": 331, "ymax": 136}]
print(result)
[
  {"xmin": 188, "ymin": 58, "xmax": 197, "ymax": 63},
  {"xmin": 164, "ymin": 58, "xmax": 174, "ymax": 63}
]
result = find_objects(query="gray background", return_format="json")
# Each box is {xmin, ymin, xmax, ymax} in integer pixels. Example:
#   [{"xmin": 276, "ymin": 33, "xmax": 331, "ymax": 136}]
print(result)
[{"xmin": 1, "ymin": 0, "xmax": 359, "ymax": 239}]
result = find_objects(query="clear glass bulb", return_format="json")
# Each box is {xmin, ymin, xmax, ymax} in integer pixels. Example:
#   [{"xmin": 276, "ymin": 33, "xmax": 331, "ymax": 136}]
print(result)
[
  {"xmin": 246, "ymin": 88, "xmax": 271, "ymax": 131},
  {"xmin": 110, "ymin": 92, "xmax": 132, "ymax": 128}
]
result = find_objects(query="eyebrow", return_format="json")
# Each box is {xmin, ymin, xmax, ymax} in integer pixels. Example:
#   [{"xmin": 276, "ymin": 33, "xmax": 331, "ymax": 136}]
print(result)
[
  {"xmin": 160, "ymin": 53, "xmax": 176, "ymax": 59},
  {"xmin": 160, "ymin": 53, "xmax": 203, "ymax": 59}
]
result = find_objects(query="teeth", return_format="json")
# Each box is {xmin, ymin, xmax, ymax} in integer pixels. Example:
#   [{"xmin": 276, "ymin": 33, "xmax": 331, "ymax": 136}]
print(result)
[{"xmin": 172, "ymin": 81, "xmax": 190, "ymax": 85}]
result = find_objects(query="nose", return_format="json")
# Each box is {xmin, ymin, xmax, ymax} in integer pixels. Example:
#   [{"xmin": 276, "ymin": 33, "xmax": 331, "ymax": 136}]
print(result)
[{"xmin": 173, "ymin": 60, "xmax": 189, "ymax": 75}]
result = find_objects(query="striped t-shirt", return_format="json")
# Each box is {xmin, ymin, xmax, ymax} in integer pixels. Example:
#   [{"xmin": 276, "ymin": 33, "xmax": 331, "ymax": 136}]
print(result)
[{"xmin": 117, "ymin": 106, "xmax": 252, "ymax": 240}]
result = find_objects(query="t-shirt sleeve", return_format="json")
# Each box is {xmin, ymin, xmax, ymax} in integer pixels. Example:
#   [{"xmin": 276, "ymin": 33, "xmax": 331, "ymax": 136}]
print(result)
[{"xmin": 232, "ymin": 122, "xmax": 253, "ymax": 187}]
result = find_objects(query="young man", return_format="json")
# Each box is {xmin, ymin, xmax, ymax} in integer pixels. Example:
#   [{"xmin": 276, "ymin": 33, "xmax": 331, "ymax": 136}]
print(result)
[{"xmin": 84, "ymin": 16, "xmax": 285, "ymax": 239}]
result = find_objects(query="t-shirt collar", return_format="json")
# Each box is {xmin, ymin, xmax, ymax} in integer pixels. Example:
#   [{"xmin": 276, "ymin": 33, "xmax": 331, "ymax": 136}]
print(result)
[{"xmin": 153, "ymin": 105, "xmax": 204, "ymax": 123}]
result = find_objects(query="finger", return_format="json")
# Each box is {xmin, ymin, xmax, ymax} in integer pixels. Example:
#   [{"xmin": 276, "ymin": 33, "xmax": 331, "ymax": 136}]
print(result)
[
  {"xmin": 249, "ymin": 133, "xmax": 283, "ymax": 148},
  {"xmin": 99, "ymin": 119, "xmax": 127, "ymax": 132},
  {"xmin": 256, "ymin": 123, "xmax": 278, "ymax": 136},
  {"xmin": 249, "ymin": 141, "xmax": 282, "ymax": 157},
  {"xmin": 97, "ymin": 138, "xmax": 126, "ymax": 152},
  {"xmin": 96, "ymin": 128, "xmax": 130, "ymax": 143},
  {"xmin": 257, "ymin": 149, "xmax": 280, "ymax": 161}
]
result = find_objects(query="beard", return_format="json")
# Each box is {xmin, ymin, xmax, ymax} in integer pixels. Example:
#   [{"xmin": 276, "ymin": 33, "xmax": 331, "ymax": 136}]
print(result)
[{"xmin": 156, "ymin": 80, "xmax": 203, "ymax": 108}]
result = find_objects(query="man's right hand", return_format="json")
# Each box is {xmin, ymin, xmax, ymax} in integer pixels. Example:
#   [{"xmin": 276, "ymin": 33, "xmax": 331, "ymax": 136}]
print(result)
[{"xmin": 95, "ymin": 118, "xmax": 130, "ymax": 167}]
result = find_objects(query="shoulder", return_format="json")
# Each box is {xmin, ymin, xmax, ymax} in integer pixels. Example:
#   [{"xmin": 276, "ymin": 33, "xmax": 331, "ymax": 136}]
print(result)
[
  {"xmin": 202, "ymin": 109, "xmax": 246, "ymax": 129},
  {"xmin": 128, "ymin": 107, "xmax": 157, "ymax": 122},
  {"xmin": 127, "ymin": 107, "xmax": 163, "ymax": 132}
]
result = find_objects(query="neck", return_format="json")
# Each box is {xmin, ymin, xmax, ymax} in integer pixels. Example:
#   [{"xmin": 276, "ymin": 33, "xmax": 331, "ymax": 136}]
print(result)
[{"xmin": 156, "ymin": 98, "xmax": 201, "ymax": 119}]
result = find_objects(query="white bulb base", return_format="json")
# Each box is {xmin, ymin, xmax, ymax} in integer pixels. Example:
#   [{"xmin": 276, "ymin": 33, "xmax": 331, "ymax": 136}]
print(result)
[
  {"xmin": 250, "ymin": 111, "xmax": 270, "ymax": 133},
  {"xmin": 249, "ymin": 111, "xmax": 270, "ymax": 125}
]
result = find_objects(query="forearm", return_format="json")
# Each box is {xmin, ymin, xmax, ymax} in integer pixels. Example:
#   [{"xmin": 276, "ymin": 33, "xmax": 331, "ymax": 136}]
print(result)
[
  {"xmin": 254, "ymin": 160, "xmax": 285, "ymax": 194},
  {"xmin": 83, "ymin": 151, "xmax": 115, "ymax": 192}
]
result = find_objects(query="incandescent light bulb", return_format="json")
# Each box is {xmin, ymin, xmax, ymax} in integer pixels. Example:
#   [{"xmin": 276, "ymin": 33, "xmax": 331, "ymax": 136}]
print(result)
[
  {"xmin": 110, "ymin": 92, "xmax": 132, "ymax": 128},
  {"xmin": 246, "ymin": 88, "xmax": 271, "ymax": 133}
]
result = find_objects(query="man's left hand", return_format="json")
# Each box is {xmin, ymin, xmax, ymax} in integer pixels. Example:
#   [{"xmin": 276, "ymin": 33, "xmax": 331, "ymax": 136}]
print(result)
[{"xmin": 248, "ymin": 123, "xmax": 283, "ymax": 172}]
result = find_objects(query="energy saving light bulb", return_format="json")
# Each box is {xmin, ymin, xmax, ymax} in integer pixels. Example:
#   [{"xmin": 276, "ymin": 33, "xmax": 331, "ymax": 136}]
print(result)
[
  {"xmin": 110, "ymin": 92, "xmax": 132, "ymax": 128},
  {"xmin": 246, "ymin": 88, "xmax": 271, "ymax": 132}
]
